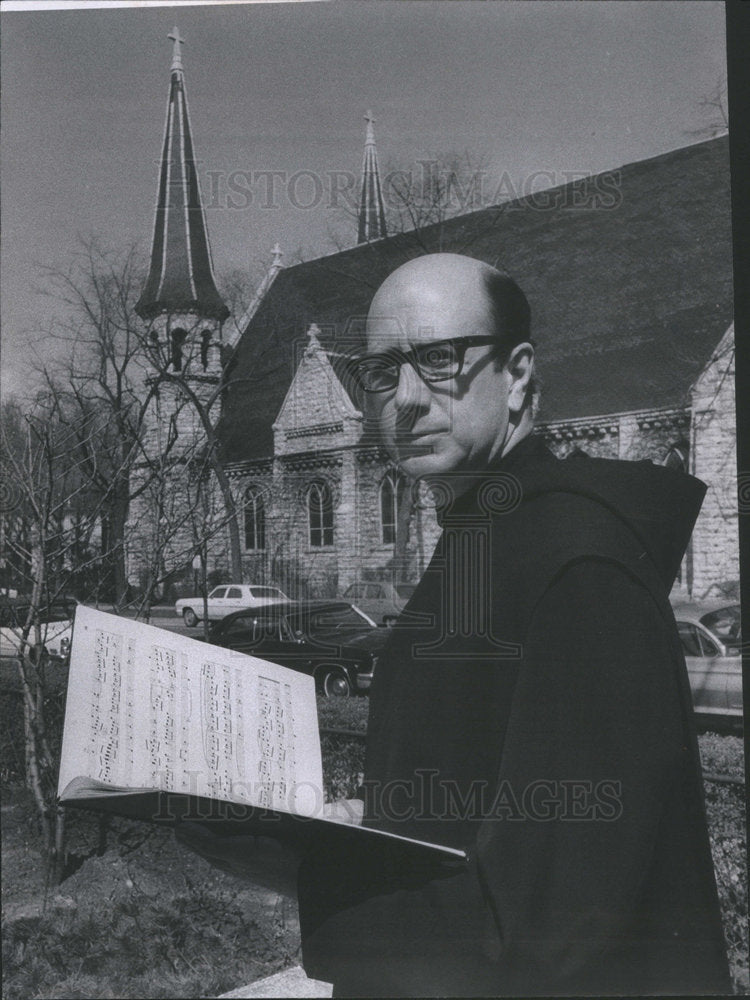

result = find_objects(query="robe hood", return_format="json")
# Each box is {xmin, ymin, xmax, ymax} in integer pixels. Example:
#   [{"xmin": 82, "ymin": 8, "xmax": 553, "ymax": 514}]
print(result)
[{"xmin": 437, "ymin": 434, "xmax": 706, "ymax": 593}]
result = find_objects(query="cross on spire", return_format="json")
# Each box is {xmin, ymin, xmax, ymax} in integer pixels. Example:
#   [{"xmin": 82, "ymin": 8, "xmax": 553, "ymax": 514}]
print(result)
[
  {"xmin": 306, "ymin": 323, "xmax": 322, "ymax": 353},
  {"xmin": 364, "ymin": 109, "xmax": 376, "ymax": 145},
  {"xmin": 168, "ymin": 27, "xmax": 185, "ymax": 73}
]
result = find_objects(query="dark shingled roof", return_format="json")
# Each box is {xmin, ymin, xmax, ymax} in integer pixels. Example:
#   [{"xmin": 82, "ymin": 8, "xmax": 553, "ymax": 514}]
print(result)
[{"xmin": 221, "ymin": 137, "xmax": 732, "ymax": 464}]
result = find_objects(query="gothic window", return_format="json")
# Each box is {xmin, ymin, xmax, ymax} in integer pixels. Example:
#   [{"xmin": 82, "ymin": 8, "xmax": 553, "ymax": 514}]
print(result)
[
  {"xmin": 308, "ymin": 481, "xmax": 334, "ymax": 547},
  {"xmin": 244, "ymin": 487, "xmax": 266, "ymax": 551},
  {"xmin": 380, "ymin": 470, "xmax": 402, "ymax": 544},
  {"xmin": 200, "ymin": 329, "xmax": 212, "ymax": 370},
  {"xmin": 663, "ymin": 441, "xmax": 689, "ymax": 473},
  {"xmin": 171, "ymin": 328, "xmax": 188, "ymax": 371},
  {"xmin": 663, "ymin": 440, "xmax": 690, "ymax": 589}
]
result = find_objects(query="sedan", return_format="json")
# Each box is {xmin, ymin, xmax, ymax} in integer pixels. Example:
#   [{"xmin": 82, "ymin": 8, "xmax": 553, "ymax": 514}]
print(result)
[
  {"xmin": 176, "ymin": 584, "xmax": 290, "ymax": 627},
  {"xmin": 206, "ymin": 601, "xmax": 387, "ymax": 697},
  {"xmin": 341, "ymin": 580, "xmax": 416, "ymax": 626},
  {"xmin": 671, "ymin": 602, "xmax": 742, "ymax": 721},
  {"xmin": 0, "ymin": 597, "xmax": 76, "ymax": 663}
]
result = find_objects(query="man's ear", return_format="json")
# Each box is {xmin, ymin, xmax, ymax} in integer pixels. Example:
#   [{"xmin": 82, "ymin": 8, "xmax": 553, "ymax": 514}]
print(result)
[{"xmin": 506, "ymin": 343, "xmax": 535, "ymax": 416}]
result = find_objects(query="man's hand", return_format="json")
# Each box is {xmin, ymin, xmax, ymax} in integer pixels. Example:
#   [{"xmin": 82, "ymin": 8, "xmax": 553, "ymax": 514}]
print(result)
[
  {"xmin": 174, "ymin": 822, "xmax": 301, "ymax": 899},
  {"xmin": 321, "ymin": 798, "xmax": 364, "ymax": 826}
]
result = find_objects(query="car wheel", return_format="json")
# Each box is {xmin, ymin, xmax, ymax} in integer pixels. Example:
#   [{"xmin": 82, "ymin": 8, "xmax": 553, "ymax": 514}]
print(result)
[
  {"xmin": 320, "ymin": 667, "xmax": 352, "ymax": 698},
  {"xmin": 182, "ymin": 608, "xmax": 199, "ymax": 628}
]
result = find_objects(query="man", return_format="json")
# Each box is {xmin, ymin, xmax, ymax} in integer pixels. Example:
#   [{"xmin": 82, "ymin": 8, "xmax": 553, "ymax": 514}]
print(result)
[
  {"xmin": 180, "ymin": 253, "xmax": 730, "ymax": 996},
  {"xmin": 294, "ymin": 254, "xmax": 731, "ymax": 996}
]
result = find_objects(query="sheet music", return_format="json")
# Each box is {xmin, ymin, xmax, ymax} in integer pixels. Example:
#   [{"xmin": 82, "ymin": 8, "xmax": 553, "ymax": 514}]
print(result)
[{"xmin": 58, "ymin": 606, "xmax": 323, "ymax": 816}]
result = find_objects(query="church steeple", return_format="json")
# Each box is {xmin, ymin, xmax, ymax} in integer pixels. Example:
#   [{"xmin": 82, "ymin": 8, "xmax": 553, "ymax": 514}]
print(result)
[
  {"xmin": 135, "ymin": 28, "xmax": 228, "ymax": 321},
  {"xmin": 357, "ymin": 110, "xmax": 387, "ymax": 244}
]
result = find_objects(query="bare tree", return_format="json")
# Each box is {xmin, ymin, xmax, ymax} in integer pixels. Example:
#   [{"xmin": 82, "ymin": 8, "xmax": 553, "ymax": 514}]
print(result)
[
  {"xmin": 33, "ymin": 239, "xmax": 159, "ymax": 606},
  {"xmin": 0, "ymin": 375, "xmax": 254, "ymax": 875},
  {"xmin": 0, "ymin": 393, "xmax": 117, "ymax": 871},
  {"xmin": 685, "ymin": 76, "xmax": 728, "ymax": 140},
  {"xmin": 31, "ymin": 237, "xmax": 285, "ymax": 600}
]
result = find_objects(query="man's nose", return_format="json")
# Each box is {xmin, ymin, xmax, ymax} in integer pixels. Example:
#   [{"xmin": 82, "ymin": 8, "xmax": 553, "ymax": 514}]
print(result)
[{"xmin": 393, "ymin": 359, "xmax": 428, "ymax": 410}]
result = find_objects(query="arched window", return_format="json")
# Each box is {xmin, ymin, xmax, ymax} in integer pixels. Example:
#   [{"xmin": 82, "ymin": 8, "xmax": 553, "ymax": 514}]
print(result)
[
  {"xmin": 170, "ymin": 328, "xmax": 188, "ymax": 371},
  {"xmin": 663, "ymin": 441, "xmax": 689, "ymax": 473},
  {"xmin": 244, "ymin": 487, "xmax": 266, "ymax": 551},
  {"xmin": 200, "ymin": 330, "xmax": 212, "ymax": 370},
  {"xmin": 380, "ymin": 470, "xmax": 401, "ymax": 544},
  {"xmin": 308, "ymin": 481, "xmax": 334, "ymax": 547}
]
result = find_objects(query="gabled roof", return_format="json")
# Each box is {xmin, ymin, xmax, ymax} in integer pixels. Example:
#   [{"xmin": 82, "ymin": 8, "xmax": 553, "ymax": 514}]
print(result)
[
  {"xmin": 221, "ymin": 136, "xmax": 732, "ymax": 464},
  {"xmin": 274, "ymin": 324, "xmax": 361, "ymax": 452},
  {"xmin": 136, "ymin": 30, "xmax": 229, "ymax": 322}
]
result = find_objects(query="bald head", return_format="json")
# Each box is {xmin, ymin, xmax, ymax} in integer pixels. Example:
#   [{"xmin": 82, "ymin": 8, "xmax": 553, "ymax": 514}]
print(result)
[
  {"xmin": 364, "ymin": 254, "xmax": 535, "ymax": 479},
  {"xmin": 366, "ymin": 253, "xmax": 530, "ymax": 353}
]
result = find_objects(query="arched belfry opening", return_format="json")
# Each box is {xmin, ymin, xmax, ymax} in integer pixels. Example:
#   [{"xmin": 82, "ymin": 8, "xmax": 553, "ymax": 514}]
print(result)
[{"xmin": 170, "ymin": 328, "xmax": 188, "ymax": 371}]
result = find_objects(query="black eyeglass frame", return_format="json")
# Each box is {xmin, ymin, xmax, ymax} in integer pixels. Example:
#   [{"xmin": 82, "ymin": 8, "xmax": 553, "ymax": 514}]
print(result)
[{"xmin": 352, "ymin": 335, "xmax": 501, "ymax": 393}]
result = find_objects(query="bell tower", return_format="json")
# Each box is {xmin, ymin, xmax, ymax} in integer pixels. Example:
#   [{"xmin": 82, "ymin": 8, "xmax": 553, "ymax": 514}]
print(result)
[
  {"xmin": 127, "ymin": 29, "xmax": 231, "ymax": 594},
  {"xmin": 135, "ymin": 27, "xmax": 229, "ymax": 458}
]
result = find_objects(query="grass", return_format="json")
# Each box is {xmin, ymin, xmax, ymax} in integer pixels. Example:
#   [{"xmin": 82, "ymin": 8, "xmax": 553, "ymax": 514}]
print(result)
[
  {"xmin": 2, "ymin": 799, "xmax": 299, "ymax": 1000},
  {"xmin": 2, "ymin": 880, "xmax": 295, "ymax": 1000},
  {"xmin": 316, "ymin": 695, "xmax": 369, "ymax": 732},
  {"xmin": 317, "ymin": 695, "xmax": 368, "ymax": 802},
  {"xmin": 699, "ymin": 733, "xmax": 748, "ymax": 993}
]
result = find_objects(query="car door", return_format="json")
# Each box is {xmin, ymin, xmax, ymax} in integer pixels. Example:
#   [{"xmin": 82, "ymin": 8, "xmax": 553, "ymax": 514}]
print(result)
[
  {"xmin": 224, "ymin": 586, "xmax": 246, "ymax": 614},
  {"xmin": 206, "ymin": 586, "xmax": 227, "ymax": 620},
  {"xmin": 215, "ymin": 613, "xmax": 257, "ymax": 650},
  {"xmin": 695, "ymin": 623, "xmax": 742, "ymax": 717},
  {"xmin": 677, "ymin": 621, "xmax": 730, "ymax": 716},
  {"xmin": 222, "ymin": 614, "xmax": 311, "ymax": 673},
  {"xmin": 255, "ymin": 614, "xmax": 312, "ymax": 670}
]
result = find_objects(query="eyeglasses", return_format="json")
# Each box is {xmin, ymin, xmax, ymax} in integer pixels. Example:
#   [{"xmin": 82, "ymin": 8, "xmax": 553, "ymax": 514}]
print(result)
[{"xmin": 351, "ymin": 336, "xmax": 499, "ymax": 393}]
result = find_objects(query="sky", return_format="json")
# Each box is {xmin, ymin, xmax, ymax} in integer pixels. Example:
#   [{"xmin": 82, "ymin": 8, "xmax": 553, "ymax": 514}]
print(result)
[{"xmin": 0, "ymin": 0, "xmax": 728, "ymax": 402}]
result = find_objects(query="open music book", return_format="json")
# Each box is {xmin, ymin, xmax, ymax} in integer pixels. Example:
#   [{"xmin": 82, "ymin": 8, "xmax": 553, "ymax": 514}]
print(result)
[{"xmin": 58, "ymin": 606, "xmax": 466, "ymax": 863}]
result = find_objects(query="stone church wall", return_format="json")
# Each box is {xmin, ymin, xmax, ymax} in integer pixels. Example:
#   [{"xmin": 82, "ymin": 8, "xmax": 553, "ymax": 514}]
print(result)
[
  {"xmin": 229, "ymin": 447, "xmax": 444, "ymax": 599},
  {"xmin": 689, "ymin": 329, "xmax": 738, "ymax": 598}
]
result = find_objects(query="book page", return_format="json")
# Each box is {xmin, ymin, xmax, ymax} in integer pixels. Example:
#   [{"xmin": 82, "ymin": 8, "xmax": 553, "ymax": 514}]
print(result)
[{"xmin": 58, "ymin": 606, "xmax": 324, "ymax": 817}]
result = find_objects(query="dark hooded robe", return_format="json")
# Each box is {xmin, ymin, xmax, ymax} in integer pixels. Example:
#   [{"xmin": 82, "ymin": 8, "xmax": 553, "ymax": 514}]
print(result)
[{"xmin": 298, "ymin": 435, "xmax": 731, "ymax": 997}]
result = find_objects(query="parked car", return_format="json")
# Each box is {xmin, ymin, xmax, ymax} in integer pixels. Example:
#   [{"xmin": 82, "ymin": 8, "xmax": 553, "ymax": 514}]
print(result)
[
  {"xmin": 176, "ymin": 584, "xmax": 290, "ymax": 627},
  {"xmin": 671, "ymin": 601, "xmax": 742, "ymax": 720},
  {"xmin": 341, "ymin": 580, "xmax": 417, "ymax": 625},
  {"xmin": 0, "ymin": 597, "xmax": 77, "ymax": 663},
  {"xmin": 206, "ymin": 600, "xmax": 386, "ymax": 696}
]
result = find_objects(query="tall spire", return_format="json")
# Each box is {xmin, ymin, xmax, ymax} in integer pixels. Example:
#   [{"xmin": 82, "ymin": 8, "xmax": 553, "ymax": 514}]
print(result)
[
  {"xmin": 357, "ymin": 110, "xmax": 387, "ymax": 244},
  {"xmin": 136, "ymin": 28, "xmax": 228, "ymax": 321}
]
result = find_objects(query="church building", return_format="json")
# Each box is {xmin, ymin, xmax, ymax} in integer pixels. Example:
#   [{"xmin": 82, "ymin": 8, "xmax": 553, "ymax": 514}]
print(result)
[{"xmin": 127, "ymin": 32, "xmax": 738, "ymax": 605}]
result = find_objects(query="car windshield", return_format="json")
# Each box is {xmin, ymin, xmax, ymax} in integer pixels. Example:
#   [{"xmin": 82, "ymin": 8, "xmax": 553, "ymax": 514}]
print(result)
[
  {"xmin": 701, "ymin": 605, "xmax": 741, "ymax": 646},
  {"xmin": 249, "ymin": 587, "xmax": 284, "ymax": 598},
  {"xmin": 396, "ymin": 584, "xmax": 416, "ymax": 600},
  {"xmin": 290, "ymin": 605, "xmax": 374, "ymax": 637}
]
